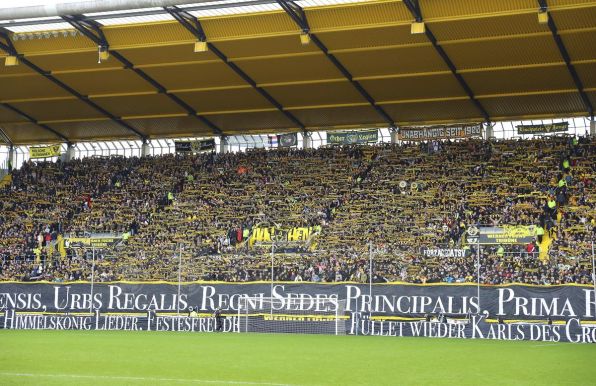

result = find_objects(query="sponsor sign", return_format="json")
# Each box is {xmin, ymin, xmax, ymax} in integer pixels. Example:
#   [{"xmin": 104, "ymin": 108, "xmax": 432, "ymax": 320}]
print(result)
[
  {"xmin": 517, "ymin": 122, "xmax": 568, "ymax": 135},
  {"xmin": 466, "ymin": 225, "xmax": 535, "ymax": 245},
  {"xmin": 29, "ymin": 144, "xmax": 62, "ymax": 159},
  {"xmin": 327, "ymin": 129, "xmax": 378, "ymax": 145},
  {"xmin": 174, "ymin": 139, "xmax": 216, "ymax": 153},
  {"xmin": 399, "ymin": 124, "xmax": 482, "ymax": 141}
]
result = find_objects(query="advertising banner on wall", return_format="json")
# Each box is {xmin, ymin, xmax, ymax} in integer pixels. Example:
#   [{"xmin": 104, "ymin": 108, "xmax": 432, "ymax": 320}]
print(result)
[
  {"xmin": 2, "ymin": 310, "xmax": 595, "ymax": 343},
  {"xmin": 1, "ymin": 282, "xmax": 595, "ymax": 342},
  {"xmin": 1, "ymin": 282, "xmax": 593, "ymax": 319},
  {"xmin": 516, "ymin": 122, "xmax": 568, "ymax": 135},
  {"xmin": 29, "ymin": 144, "xmax": 62, "ymax": 159},
  {"xmin": 327, "ymin": 129, "xmax": 378, "ymax": 145},
  {"xmin": 399, "ymin": 124, "xmax": 482, "ymax": 141}
]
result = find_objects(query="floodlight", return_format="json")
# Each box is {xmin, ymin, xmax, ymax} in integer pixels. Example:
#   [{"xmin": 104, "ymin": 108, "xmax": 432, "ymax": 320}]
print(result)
[
  {"xmin": 411, "ymin": 22, "xmax": 425, "ymax": 34},
  {"xmin": 300, "ymin": 32, "xmax": 311, "ymax": 45},
  {"xmin": 538, "ymin": 9, "xmax": 549, "ymax": 24},
  {"xmin": 98, "ymin": 46, "xmax": 109, "ymax": 63},
  {"xmin": 5, "ymin": 56, "xmax": 19, "ymax": 66},
  {"xmin": 194, "ymin": 41, "xmax": 208, "ymax": 53}
]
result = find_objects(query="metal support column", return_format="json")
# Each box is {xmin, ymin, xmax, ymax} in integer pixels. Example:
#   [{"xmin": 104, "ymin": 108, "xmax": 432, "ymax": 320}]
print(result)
[
  {"xmin": 592, "ymin": 240, "xmax": 596, "ymax": 312},
  {"xmin": 477, "ymin": 240, "xmax": 481, "ymax": 313},
  {"xmin": 390, "ymin": 128, "xmax": 398, "ymax": 144},
  {"xmin": 177, "ymin": 243, "xmax": 183, "ymax": 315},
  {"xmin": 65, "ymin": 143, "xmax": 75, "ymax": 162},
  {"xmin": 369, "ymin": 241, "xmax": 373, "ymax": 313},
  {"xmin": 141, "ymin": 140, "xmax": 150, "ymax": 157},
  {"xmin": 219, "ymin": 136, "xmax": 228, "ymax": 154},
  {"xmin": 270, "ymin": 241, "xmax": 275, "ymax": 317},
  {"xmin": 8, "ymin": 144, "xmax": 14, "ymax": 171},
  {"xmin": 89, "ymin": 246, "xmax": 95, "ymax": 314},
  {"xmin": 302, "ymin": 131, "xmax": 312, "ymax": 149},
  {"xmin": 484, "ymin": 122, "xmax": 494, "ymax": 140}
]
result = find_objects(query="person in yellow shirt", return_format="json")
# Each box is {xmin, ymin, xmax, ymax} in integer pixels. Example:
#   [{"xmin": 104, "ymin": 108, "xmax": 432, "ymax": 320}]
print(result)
[{"xmin": 536, "ymin": 225, "xmax": 545, "ymax": 244}]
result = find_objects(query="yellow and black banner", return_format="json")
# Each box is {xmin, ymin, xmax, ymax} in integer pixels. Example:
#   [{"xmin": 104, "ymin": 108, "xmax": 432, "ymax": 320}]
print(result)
[
  {"xmin": 250, "ymin": 227, "xmax": 314, "ymax": 244},
  {"xmin": 29, "ymin": 144, "xmax": 62, "ymax": 159},
  {"xmin": 65, "ymin": 237, "xmax": 123, "ymax": 248},
  {"xmin": 399, "ymin": 123, "xmax": 482, "ymax": 141},
  {"xmin": 466, "ymin": 225, "xmax": 535, "ymax": 245}
]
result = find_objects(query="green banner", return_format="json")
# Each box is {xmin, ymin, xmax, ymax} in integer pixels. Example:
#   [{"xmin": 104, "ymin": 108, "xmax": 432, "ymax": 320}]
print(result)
[
  {"xmin": 327, "ymin": 129, "xmax": 378, "ymax": 145},
  {"xmin": 29, "ymin": 144, "xmax": 62, "ymax": 159},
  {"xmin": 517, "ymin": 122, "xmax": 568, "ymax": 135}
]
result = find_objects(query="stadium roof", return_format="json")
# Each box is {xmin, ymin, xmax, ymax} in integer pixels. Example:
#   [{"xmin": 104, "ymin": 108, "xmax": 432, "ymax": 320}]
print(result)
[{"xmin": 0, "ymin": 0, "xmax": 594, "ymax": 145}]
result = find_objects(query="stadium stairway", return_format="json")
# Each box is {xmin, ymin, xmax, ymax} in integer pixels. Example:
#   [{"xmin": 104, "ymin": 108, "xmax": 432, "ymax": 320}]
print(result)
[{"xmin": 538, "ymin": 231, "xmax": 553, "ymax": 262}]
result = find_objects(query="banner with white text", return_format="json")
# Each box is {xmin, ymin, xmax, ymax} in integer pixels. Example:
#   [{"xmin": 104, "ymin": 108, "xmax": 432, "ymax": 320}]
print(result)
[
  {"xmin": 1, "ymin": 283, "xmax": 596, "ymax": 342},
  {"xmin": 399, "ymin": 124, "xmax": 482, "ymax": 142},
  {"xmin": 327, "ymin": 129, "xmax": 378, "ymax": 145},
  {"xmin": 1, "ymin": 282, "xmax": 594, "ymax": 321},
  {"xmin": 517, "ymin": 122, "xmax": 568, "ymax": 135}
]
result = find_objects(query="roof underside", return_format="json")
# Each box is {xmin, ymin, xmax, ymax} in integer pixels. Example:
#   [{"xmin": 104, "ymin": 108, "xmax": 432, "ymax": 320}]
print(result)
[{"xmin": 0, "ymin": 0, "xmax": 595, "ymax": 144}]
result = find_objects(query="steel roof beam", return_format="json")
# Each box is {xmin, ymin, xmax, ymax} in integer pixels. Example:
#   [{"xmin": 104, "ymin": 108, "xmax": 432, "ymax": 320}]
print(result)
[
  {"xmin": 0, "ymin": 0, "xmax": 276, "ymax": 28},
  {"xmin": 0, "ymin": 0, "xmax": 207, "ymax": 20},
  {"xmin": 0, "ymin": 126, "xmax": 13, "ymax": 146},
  {"xmin": 1, "ymin": 102, "xmax": 70, "ymax": 143},
  {"xmin": 0, "ymin": 28, "xmax": 146, "ymax": 141},
  {"xmin": 63, "ymin": 15, "xmax": 224, "ymax": 136},
  {"xmin": 403, "ymin": 0, "xmax": 491, "ymax": 123},
  {"xmin": 0, "ymin": 33, "xmax": 70, "ymax": 143},
  {"xmin": 538, "ymin": 0, "xmax": 593, "ymax": 118},
  {"xmin": 164, "ymin": 5, "xmax": 305, "ymax": 130},
  {"xmin": 276, "ymin": 0, "xmax": 396, "ymax": 129}
]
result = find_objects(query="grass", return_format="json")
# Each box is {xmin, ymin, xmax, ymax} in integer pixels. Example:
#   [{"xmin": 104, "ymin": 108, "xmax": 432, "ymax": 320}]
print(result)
[{"xmin": 0, "ymin": 330, "xmax": 595, "ymax": 385}]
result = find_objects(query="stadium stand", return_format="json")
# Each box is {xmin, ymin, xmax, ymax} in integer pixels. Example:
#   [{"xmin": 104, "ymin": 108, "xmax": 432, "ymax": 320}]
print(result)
[{"xmin": 1, "ymin": 136, "xmax": 593, "ymax": 285}]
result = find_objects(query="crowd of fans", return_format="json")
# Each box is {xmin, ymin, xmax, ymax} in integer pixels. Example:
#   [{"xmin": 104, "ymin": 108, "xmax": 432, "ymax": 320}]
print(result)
[{"xmin": 0, "ymin": 135, "xmax": 594, "ymax": 285}]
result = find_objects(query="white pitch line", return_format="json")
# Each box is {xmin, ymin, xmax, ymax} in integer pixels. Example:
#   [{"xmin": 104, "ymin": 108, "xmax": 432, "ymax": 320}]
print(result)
[{"xmin": 0, "ymin": 372, "xmax": 296, "ymax": 386}]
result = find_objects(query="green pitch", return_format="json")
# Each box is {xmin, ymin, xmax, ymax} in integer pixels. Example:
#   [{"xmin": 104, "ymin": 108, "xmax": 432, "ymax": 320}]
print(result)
[{"xmin": 1, "ymin": 330, "xmax": 595, "ymax": 385}]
